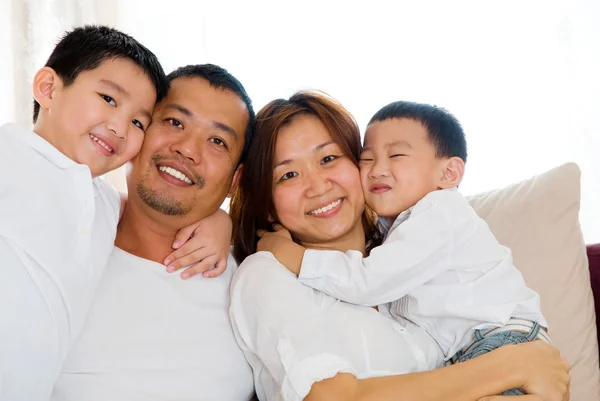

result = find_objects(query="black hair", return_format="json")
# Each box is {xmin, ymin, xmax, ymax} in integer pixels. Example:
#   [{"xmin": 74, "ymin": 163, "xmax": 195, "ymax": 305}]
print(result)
[
  {"xmin": 33, "ymin": 25, "xmax": 168, "ymax": 122},
  {"xmin": 369, "ymin": 101, "xmax": 467, "ymax": 162},
  {"xmin": 167, "ymin": 64, "xmax": 256, "ymax": 164}
]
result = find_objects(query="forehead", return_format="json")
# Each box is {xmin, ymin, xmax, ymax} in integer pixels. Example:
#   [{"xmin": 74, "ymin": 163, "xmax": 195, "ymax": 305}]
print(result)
[
  {"xmin": 365, "ymin": 118, "xmax": 430, "ymax": 146},
  {"xmin": 275, "ymin": 114, "xmax": 335, "ymax": 156},
  {"xmin": 76, "ymin": 58, "xmax": 150, "ymax": 86},
  {"xmin": 159, "ymin": 77, "xmax": 249, "ymax": 135}
]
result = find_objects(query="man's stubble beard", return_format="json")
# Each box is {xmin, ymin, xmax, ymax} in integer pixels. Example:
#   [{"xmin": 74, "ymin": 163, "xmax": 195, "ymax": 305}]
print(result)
[{"xmin": 135, "ymin": 154, "xmax": 205, "ymax": 216}]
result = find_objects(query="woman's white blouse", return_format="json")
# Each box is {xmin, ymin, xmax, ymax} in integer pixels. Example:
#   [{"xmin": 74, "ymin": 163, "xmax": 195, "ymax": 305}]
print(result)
[{"xmin": 229, "ymin": 252, "xmax": 444, "ymax": 401}]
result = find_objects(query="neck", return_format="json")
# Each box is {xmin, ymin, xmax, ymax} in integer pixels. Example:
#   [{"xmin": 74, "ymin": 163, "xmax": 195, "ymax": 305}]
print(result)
[
  {"xmin": 115, "ymin": 195, "xmax": 182, "ymax": 264},
  {"xmin": 300, "ymin": 219, "xmax": 367, "ymax": 256}
]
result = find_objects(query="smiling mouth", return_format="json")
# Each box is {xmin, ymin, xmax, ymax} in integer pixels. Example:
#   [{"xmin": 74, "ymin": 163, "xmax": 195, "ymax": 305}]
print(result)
[
  {"xmin": 89, "ymin": 134, "xmax": 114, "ymax": 154},
  {"xmin": 308, "ymin": 198, "xmax": 343, "ymax": 215},
  {"xmin": 371, "ymin": 185, "xmax": 391, "ymax": 194},
  {"xmin": 158, "ymin": 165, "xmax": 193, "ymax": 184}
]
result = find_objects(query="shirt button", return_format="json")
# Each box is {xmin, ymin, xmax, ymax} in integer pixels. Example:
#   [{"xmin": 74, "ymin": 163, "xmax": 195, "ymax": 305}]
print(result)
[{"xmin": 393, "ymin": 323, "xmax": 407, "ymax": 333}]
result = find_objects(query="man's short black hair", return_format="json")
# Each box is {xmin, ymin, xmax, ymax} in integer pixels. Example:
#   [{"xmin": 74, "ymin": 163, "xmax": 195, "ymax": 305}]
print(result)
[
  {"xmin": 167, "ymin": 64, "xmax": 256, "ymax": 165},
  {"xmin": 369, "ymin": 101, "xmax": 468, "ymax": 163},
  {"xmin": 32, "ymin": 25, "xmax": 168, "ymax": 122}
]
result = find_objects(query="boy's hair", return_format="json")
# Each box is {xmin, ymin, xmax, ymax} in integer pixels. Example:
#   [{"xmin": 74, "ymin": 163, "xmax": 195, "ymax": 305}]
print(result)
[
  {"xmin": 32, "ymin": 25, "xmax": 169, "ymax": 123},
  {"xmin": 167, "ymin": 64, "xmax": 256, "ymax": 165},
  {"xmin": 369, "ymin": 101, "xmax": 468, "ymax": 163}
]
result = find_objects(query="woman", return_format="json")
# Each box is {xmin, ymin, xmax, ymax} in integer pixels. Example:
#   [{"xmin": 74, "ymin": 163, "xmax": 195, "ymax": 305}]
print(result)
[{"xmin": 229, "ymin": 91, "xmax": 569, "ymax": 401}]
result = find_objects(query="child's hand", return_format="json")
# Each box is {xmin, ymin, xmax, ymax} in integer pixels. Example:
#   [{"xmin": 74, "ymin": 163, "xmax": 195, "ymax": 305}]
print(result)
[
  {"xmin": 164, "ymin": 209, "xmax": 232, "ymax": 279},
  {"xmin": 257, "ymin": 224, "xmax": 293, "ymax": 251},
  {"xmin": 257, "ymin": 224, "xmax": 304, "ymax": 276}
]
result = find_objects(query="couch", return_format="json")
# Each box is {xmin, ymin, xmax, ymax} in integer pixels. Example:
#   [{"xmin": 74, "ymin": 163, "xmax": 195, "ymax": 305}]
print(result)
[{"xmin": 466, "ymin": 163, "xmax": 599, "ymax": 401}]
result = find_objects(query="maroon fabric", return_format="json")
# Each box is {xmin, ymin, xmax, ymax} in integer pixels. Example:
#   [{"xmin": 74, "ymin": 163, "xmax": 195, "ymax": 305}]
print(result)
[{"xmin": 588, "ymin": 243, "xmax": 600, "ymax": 353}]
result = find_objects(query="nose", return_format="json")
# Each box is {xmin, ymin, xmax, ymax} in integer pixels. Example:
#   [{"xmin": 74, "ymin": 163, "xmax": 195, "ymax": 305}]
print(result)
[
  {"xmin": 170, "ymin": 133, "xmax": 202, "ymax": 165},
  {"xmin": 368, "ymin": 157, "xmax": 390, "ymax": 179},
  {"xmin": 106, "ymin": 113, "xmax": 129, "ymax": 141},
  {"xmin": 305, "ymin": 169, "xmax": 333, "ymax": 198}
]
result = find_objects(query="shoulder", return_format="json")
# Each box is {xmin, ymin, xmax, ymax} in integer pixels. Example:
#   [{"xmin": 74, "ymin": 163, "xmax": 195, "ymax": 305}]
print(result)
[
  {"xmin": 94, "ymin": 177, "xmax": 121, "ymax": 220},
  {"xmin": 232, "ymin": 251, "xmax": 297, "ymax": 292},
  {"xmin": 230, "ymin": 252, "xmax": 312, "ymax": 320},
  {"xmin": 417, "ymin": 188, "xmax": 472, "ymax": 214}
]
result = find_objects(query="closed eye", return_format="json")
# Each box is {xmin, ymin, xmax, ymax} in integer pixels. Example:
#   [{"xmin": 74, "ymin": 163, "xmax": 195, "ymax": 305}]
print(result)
[
  {"xmin": 100, "ymin": 94, "xmax": 116, "ymax": 106},
  {"xmin": 390, "ymin": 154, "xmax": 407, "ymax": 158},
  {"xmin": 166, "ymin": 118, "xmax": 183, "ymax": 129},
  {"xmin": 359, "ymin": 157, "xmax": 374, "ymax": 162}
]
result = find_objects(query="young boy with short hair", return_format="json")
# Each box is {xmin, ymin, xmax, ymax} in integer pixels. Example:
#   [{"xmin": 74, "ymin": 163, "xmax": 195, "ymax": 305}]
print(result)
[
  {"xmin": 259, "ymin": 101, "xmax": 548, "ymax": 396},
  {"xmin": 0, "ymin": 25, "xmax": 168, "ymax": 400}
]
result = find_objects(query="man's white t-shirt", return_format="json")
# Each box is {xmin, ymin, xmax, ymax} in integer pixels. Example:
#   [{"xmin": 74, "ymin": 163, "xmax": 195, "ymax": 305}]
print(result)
[
  {"xmin": 0, "ymin": 123, "xmax": 120, "ymax": 401},
  {"xmin": 52, "ymin": 247, "xmax": 255, "ymax": 401}
]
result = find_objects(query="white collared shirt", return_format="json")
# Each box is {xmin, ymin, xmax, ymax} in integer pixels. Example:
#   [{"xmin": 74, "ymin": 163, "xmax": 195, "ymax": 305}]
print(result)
[
  {"xmin": 52, "ymin": 248, "xmax": 255, "ymax": 401},
  {"xmin": 230, "ymin": 252, "xmax": 444, "ymax": 401},
  {"xmin": 299, "ymin": 188, "xmax": 546, "ymax": 359},
  {"xmin": 0, "ymin": 123, "xmax": 120, "ymax": 400}
]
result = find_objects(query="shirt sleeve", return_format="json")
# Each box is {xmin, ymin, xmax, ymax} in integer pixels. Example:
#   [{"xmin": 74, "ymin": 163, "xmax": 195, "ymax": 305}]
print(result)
[
  {"xmin": 298, "ymin": 192, "xmax": 478, "ymax": 306},
  {"xmin": 229, "ymin": 252, "xmax": 358, "ymax": 401}
]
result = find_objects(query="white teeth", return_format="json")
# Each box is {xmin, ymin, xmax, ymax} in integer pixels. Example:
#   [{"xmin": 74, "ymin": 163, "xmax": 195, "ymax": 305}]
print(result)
[
  {"xmin": 158, "ymin": 166, "xmax": 193, "ymax": 184},
  {"xmin": 309, "ymin": 198, "xmax": 343, "ymax": 215},
  {"xmin": 89, "ymin": 134, "xmax": 113, "ymax": 153}
]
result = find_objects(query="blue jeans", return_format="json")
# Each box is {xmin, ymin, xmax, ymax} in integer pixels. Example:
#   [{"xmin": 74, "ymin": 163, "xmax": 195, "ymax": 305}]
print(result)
[{"xmin": 453, "ymin": 322, "xmax": 543, "ymax": 396}]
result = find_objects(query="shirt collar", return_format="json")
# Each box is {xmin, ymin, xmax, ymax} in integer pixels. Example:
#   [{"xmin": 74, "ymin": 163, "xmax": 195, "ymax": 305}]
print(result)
[{"xmin": 1, "ymin": 123, "xmax": 87, "ymax": 171}]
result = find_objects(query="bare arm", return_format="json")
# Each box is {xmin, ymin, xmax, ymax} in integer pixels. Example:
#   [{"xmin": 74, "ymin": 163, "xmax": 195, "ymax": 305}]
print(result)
[{"xmin": 306, "ymin": 341, "xmax": 570, "ymax": 401}]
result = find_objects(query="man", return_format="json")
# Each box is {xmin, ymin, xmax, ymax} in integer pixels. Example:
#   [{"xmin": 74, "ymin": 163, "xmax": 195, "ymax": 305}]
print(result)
[{"xmin": 51, "ymin": 64, "xmax": 256, "ymax": 401}]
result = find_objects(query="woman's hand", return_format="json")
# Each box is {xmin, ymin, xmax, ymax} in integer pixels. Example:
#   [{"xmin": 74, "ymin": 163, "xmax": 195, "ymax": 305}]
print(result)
[
  {"xmin": 164, "ymin": 209, "xmax": 233, "ymax": 279},
  {"xmin": 501, "ymin": 341, "xmax": 570, "ymax": 401}
]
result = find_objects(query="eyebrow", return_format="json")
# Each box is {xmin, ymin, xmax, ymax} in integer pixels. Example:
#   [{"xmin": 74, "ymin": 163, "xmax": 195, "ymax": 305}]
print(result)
[
  {"xmin": 212, "ymin": 121, "xmax": 239, "ymax": 140},
  {"xmin": 363, "ymin": 140, "xmax": 412, "ymax": 152},
  {"xmin": 163, "ymin": 103, "xmax": 239, "ymax": 140},
  {"xmin": 100, "ymin": 79, "xmax": 151, "ymax": 122},
  {"xmin": 274, "ymin": 140, "xmax": 336, "ymax": 168}
]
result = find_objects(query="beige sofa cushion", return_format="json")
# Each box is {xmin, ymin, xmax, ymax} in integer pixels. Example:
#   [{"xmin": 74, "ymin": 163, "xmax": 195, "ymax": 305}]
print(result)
[{"xmin": 467, "ymin": 162, "xmax": 599, "ymax": 401}]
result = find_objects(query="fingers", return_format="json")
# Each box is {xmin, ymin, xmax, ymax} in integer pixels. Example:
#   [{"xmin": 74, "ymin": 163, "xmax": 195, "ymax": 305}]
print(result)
[
  {"xmin": 180, "ymin": 255, "xmax": 219, "ymax": 280},
  {"xmin": 272, "ymin": 223, "xmax": 284, "ymax": 231},
  {"xmin": 165, "ymin": 247, "xmax": 212, "ymax": 273},
  {"xmin": 202, "ymin": 258, "xmax": 227, "ymax": 278},
  {"xmin": 257, "ymin": 229, "xmax": 266, "ymax": 238},
  {"xmin": 172, "ymin": 222, "xmax": 201, "ymax": 249}
]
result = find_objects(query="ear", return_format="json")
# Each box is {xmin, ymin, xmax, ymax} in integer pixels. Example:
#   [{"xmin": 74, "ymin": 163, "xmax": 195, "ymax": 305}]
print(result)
[
  {"xmin": 438, "ymin": 157, "xmax": 465, "ymax": 188},
  {"xmin": 227, "ymin": 164, "xmax": 243, "ymax": 197},
  {"xmin": 32, "ymin": 67, "xmax": 62, "ymax": 112}
]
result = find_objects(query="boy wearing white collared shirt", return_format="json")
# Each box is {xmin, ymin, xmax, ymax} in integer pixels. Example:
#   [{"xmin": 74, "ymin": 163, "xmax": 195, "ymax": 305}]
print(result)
[
  {"xmin": 259, "ymin": 101, "xmax": 549, "ymax": 396},
  {"xmin": 0, "ymin": 26, "xmax": 169, "ymax": 401}
]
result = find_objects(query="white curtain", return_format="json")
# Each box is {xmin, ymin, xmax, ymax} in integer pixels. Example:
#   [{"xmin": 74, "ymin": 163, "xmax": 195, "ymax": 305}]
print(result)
[{"xmin": 0, "ymin": 0, "xmax": 120, "ymax": 181}]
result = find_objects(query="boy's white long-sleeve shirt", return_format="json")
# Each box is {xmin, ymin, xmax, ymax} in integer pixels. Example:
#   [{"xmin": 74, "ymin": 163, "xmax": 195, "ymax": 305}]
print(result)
[
  {"xmin": 299, "ymin": 188, "xmax": 546, "ymax": 358},
  {"xmin": 0, "ymin": 123, "xmax": 120, "ymax": 400}
]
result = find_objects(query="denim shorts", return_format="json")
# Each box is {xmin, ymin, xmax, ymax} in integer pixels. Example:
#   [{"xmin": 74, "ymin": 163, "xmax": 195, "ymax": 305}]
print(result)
[{"xmin": 452, "ymin": 320, "xmax": 547, "ymax": 396}]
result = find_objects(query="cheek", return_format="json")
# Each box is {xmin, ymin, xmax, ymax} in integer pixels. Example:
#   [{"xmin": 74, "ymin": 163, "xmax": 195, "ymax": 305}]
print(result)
[
  {"xmin": 272, "ymin": 186, "xmax": 302, "ymax": 226},
  {"xmin": 122, "ymin": 131, "xmax": 145, "ymax": 161},
  {"xmin": 338, "ymin": 166, "xmax": 364, "ymax": 200}
]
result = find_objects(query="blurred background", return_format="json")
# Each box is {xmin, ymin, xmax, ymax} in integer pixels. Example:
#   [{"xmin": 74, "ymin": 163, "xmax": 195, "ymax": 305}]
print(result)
[{"xmin": 1, "ymin": 0, "xmax": 599, "ymax": 241}]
